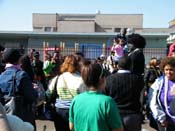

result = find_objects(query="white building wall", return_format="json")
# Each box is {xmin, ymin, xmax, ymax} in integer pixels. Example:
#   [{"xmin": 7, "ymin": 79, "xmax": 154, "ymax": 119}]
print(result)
[
  {"xmin": 33, "ymin": 14, "xmax": 57, "ymax": 28},
  {"xmin": 95, "ymin": 14, "xmax": 143, "ymax": 28},
  {"xmin": 57, "ymin": 21, "xmax": 95, "ymax": 33}
]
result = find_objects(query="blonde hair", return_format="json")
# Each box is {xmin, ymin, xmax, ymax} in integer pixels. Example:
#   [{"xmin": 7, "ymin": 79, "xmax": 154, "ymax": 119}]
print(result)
[{"xmin": 60, "ymin": 54, "xmax": 78, "ymax": 73}]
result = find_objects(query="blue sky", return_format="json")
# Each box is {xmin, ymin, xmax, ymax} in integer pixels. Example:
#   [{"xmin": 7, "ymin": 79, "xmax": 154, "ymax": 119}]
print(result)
[{"xmin": 0, "ymin": 0, "xmax": 174, "ymax": 31}]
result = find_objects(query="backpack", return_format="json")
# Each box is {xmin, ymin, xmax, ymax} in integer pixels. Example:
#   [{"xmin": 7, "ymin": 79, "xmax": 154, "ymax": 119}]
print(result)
[{"xmin": 0, "ymin": 71, "xmax": 25, "ymax": 118}]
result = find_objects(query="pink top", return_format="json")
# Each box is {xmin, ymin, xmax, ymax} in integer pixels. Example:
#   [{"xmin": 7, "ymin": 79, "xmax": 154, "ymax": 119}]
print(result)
[
  {"xmin": 111, "ymin": 44, "xmax": 124, "ymax": 61},
  {"xmin": 168, "ymin": 41, "xmax": 175, "ymax": 57}
]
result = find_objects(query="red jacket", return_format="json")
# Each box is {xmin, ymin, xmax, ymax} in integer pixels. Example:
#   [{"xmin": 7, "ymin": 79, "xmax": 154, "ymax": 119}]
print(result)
[{"xmin": 168, "ymin": 41, "xmax": 175, "ymax": 57}]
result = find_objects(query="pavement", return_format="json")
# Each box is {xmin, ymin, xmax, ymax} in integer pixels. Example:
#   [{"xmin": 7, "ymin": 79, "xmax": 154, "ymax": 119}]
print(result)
[
  {"xmin": 36, "ymin": 119, "xmax": 157, "ymax": 131},
  {"xmin": 36, "ymin": 120, "xmax": 55, "ymax": 131}
]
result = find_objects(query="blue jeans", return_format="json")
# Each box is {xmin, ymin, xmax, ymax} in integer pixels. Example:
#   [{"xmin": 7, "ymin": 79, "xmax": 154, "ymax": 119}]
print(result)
[{"xmin": 54, "ymin": 108, "xmax": 70, "ymax": 131}]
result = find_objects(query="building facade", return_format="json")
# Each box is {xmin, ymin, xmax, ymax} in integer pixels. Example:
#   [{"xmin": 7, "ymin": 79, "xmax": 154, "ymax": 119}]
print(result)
[
  {"xmin": 33, "ymin": 13, "xmax": 143, "ymax": 33},
  {"xmin": 0, "ymin": 13, "xmax": 174, "ymax": 63}
]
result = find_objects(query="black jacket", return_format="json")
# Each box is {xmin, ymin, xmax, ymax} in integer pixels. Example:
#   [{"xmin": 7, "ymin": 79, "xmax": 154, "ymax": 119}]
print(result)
[
  {"xmin": 129, "ymin": 48, "xmax": 145, "ymax": 75},
  {"xmin": 104, "ymin": 72, "xmax": 144, "ymax": 114}
]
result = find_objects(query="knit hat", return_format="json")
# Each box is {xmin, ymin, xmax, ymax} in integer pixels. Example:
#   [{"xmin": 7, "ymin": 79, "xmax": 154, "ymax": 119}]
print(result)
[{"xmin": 3, "ymin": 49, "xmax": 22, "ymax": 64}]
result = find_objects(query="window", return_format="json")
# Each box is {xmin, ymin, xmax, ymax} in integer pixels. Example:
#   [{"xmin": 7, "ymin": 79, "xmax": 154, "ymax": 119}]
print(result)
[
  {"xmin": 44, "ymin": 27, "xmax": 52, "ymax": 32},
  {"xmin": 114, "ymin": 28, "xmax": 121, "ymax": 32}
]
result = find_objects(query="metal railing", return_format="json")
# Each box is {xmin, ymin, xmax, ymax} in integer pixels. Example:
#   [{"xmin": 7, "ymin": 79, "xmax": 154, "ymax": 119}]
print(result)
[{"xmin": 25, "ymin": 47, "xmax": 167, "ymax": 64}]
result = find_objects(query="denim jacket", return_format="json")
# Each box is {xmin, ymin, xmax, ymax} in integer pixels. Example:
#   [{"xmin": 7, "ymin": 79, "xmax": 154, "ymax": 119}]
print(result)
[{"xmin": 0, "ymin": 67, "xmax": 37, "ymax": 107}]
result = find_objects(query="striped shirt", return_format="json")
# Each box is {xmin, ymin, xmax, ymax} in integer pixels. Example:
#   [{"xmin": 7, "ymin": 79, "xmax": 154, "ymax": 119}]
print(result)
[{"xmin": 55, "ymin": 72, "xmax": 86, "ymax": 109}]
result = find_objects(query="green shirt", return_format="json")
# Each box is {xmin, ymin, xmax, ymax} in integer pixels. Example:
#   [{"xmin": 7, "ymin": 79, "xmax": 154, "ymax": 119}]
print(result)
[
  {"xmin": 69, "ymin": 91, "xmax": 122, "ymax": 131},
  {"xmin": 43, "ymin": 60, "xmax": 54, "ymax": 75}
]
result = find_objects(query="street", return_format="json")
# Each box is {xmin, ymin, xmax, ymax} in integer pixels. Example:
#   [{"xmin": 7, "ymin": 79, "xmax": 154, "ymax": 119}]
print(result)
[{"xmin": 36, "ymin": 119, "xmax": 157, "ymax": 131}]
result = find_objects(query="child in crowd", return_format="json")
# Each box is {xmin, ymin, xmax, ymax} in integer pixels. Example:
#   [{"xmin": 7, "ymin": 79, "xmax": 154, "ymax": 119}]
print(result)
[{"xmin": 111, "ymin": 36, "xmax": 124, "ymax": 62}]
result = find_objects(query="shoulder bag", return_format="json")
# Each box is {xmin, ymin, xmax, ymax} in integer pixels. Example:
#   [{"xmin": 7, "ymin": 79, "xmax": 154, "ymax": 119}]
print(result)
[
  {"xmin": 33, "ymin": 80, "xmax": 46, "ymax": 107},
  {"xmin": 44, "ymin": 75, "xmax": 59, "ymax": 120}
]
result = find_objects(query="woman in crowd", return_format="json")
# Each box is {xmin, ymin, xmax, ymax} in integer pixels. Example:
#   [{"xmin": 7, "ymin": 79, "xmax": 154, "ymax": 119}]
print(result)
[
  {"xmin": 144, "ymin": 57, "xmax": 162, "ymax": 130},
  {"xmin": 20, "ymin": 54, "xmax": 35, "ymax": 82},
  {"xmin": 50, "ymin": 54, "xmax": 86, "ymax": 131},
  {"xmin": 127, "ymin": 33, "xmax": 146, "ymax": 122},
  {"xmin": 127, "ymin": 33, "xmax": 146, "ymax": 76},
  {"xmin": 0, "ymin": 49, "xmax": 37, "ymax": 129},
  {"xmin": 69, "ymin": 60, "xmax": 123, "ymax": 131},
  {"xmin": 149, "ymin": 57, "xmax": 175, "ymax": 131},
  {"xmin": 20, "ymin": 54, "xmax": 46, "ymax": 115}
]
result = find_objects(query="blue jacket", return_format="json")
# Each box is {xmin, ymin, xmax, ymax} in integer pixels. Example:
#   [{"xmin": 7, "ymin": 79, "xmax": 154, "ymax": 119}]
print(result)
[{"xmin": 0, "ymin": 67, "xmax": 37, "ymax": 124}]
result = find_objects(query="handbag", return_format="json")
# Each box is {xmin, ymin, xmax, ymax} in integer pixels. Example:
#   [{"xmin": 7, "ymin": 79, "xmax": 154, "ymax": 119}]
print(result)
[
  {"xmin": 33, "ymin": 80, "xmax": 46, "ymax": 106},
  {"xmin": 45, "ymin": 75, "xmax": 59, "ymax": 103},
  {"xmin": 44, "ymin": 75, "xmax": 59, "ymax": 120},
  {"xmin": 3, "ymin": 71, "xmax": 24, "ymax": 118}
]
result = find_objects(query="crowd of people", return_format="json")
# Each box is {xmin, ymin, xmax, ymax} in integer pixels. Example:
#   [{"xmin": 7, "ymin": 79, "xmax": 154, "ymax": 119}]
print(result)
[{"xmin": 0, "ymin": 30, "xmax": 175, "ymax": 131}]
